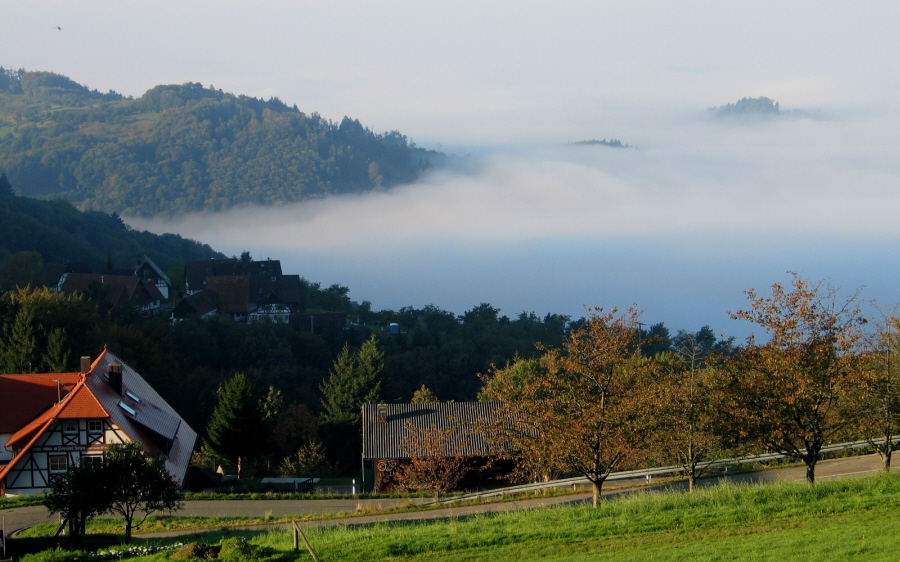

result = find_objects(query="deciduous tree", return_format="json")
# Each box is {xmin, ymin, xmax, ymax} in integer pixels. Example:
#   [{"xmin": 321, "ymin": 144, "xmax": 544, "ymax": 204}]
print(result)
[
  {"xmin": 857, "ymin": 314, "xmax": 900, "ymax": 471},
  {"xmin": 655, "ymin": 343, "xmax": 728, "ymax": 491},
  {"xmin": 728, "ymin": 273, "xmax": 867, "ymax": 484},
  {"xmin": 411, "ymin": 384, "xmax": 439, "ymax": 403},
  {"xmin": 44, "ymin": 458, "xmax": 110, "ymax": 548},
  {"xmin": 498, "ymin": 307, "xmax": 660, "ymax": 507},
  {"xmin": 103, "ymin": 442, "xmax": 182, "ymax": 544},
  {"xmin": 394, "ymin": 422, "xmax": 471, "ymax": 498}
]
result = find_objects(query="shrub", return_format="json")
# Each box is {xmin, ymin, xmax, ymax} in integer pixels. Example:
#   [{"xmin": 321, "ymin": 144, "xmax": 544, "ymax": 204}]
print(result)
[
  {"xmin": 217, "ymin": 537, "xmax": 257, "ymax": 561},
  {"xmin": 171, "ymin": 542, "xmax": 221, "ymax": 559}
]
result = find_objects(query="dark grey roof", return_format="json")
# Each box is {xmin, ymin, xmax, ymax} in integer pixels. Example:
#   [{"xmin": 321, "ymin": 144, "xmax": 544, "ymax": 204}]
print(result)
[
  {"xmin": 172, "ymin": 289, "xmax": 219, "ymax": 318},
  {"xmin": 134, "ymin": 255, "xmax": 172, "ymax": 288},
  {"xmin": 362, "ymin": 402, "xmax": 507, "ymax": 460},
  {"xmin": 86, "ymin": 350, "xmax": 198, "ymax": 486}
]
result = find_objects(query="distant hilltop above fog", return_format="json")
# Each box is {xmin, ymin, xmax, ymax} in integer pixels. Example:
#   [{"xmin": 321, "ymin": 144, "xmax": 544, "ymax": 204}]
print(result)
[
  {"xmin": 0, "ymin": 69, "xmax": 446, "ymax": 218},
  {"xmin": 569, "ymin": 138, "xmax": 632, "ymax": 149},
  {"xmin": 708, "ymin": 96, "xmax": 820, "ymax": 120}
]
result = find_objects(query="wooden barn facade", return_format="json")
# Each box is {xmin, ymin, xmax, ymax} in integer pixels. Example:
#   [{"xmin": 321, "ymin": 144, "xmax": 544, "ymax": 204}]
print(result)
[{"xmin": 361, "ymin": 402, "xmax": 516, "ymax": 493}]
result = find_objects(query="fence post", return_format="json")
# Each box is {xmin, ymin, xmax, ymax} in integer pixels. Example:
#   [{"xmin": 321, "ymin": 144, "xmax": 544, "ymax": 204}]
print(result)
[{"xmin": 293, "ymin": 521, "xmax": 321, "ymax": 562}]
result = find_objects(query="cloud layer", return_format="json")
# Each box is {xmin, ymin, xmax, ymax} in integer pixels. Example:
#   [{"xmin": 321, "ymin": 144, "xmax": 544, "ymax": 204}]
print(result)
[{"xmin": 129, "ymin": 112, "xmax": 900, "ymax": 337}]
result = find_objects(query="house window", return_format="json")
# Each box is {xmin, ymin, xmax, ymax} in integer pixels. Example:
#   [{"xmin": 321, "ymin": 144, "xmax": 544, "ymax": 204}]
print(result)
[
  {"xmin": 63, "ymin": 421, "xmax": 78, "ymax": 433},
  {"xmin": 88, "ymin": 420, "xmax": 104, "ymax": 433},
  {"xmin": 49, "ymin": 455, "xmax": 68, "ymax": 473}
]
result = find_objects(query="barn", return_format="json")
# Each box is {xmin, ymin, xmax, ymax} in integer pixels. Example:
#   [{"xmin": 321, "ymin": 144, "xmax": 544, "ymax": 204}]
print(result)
[{"xmin": 361, "ymin": 402, "xmax": 516, "ymax": 493}]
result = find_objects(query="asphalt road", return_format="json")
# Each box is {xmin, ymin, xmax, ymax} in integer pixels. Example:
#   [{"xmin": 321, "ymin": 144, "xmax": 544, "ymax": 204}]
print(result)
[{"xmin": 2, "ymin": 452, "xmax": 895, "ymax": 539}]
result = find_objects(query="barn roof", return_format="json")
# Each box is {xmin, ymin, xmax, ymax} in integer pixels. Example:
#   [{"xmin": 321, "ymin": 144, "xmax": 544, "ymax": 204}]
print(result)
[{"xmin": 362, "ymin": 402, "xmax": 509, "ymax": 460}]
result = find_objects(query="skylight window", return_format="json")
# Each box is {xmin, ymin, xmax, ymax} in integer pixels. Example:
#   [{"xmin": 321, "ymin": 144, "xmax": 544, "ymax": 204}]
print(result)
[
  {"xmin": 125, "ymin": 391, "xmax": 141, "ymax": 403},
  {"xmin": 118, "ymin": 401, "xmax": 137, "ymax": 417}
]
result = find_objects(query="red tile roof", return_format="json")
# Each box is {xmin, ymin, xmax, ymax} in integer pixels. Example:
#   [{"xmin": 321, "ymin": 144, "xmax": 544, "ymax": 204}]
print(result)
[
  {"xmin": 0, "ymin": 373, "xmax": 82, "ymax": 433},
  {"xmin": 57, "ymin": 382, "xmax": 109, "ymax": 419},
  {"xmin": 0, "ymin": 351, "xmax": 197, "ymax": 489}
]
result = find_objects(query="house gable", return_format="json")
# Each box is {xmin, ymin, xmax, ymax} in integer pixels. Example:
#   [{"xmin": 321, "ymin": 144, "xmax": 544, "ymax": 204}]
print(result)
[{"xmin": 0, "ymin": 350, "xmax": 197, "ymax": 496}]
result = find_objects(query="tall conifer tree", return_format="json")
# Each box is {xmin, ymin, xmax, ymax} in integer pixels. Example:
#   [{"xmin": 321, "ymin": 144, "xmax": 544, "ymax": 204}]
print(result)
[{"xmin": 204, "ymin": 372, "xmax": 267, "ymax": 477}]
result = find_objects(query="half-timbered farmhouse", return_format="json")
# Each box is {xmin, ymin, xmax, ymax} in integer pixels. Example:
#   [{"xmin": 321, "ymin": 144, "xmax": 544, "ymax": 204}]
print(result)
[
  {"xmin": 0, "ymin": 349, "xmax": 197, "ymax": 496},
  {"xmin": 361, "ymin": 402, "xmax": 515, "ymax": 493}
]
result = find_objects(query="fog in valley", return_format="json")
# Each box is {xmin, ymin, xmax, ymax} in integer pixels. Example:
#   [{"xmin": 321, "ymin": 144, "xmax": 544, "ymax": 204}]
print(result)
[
  {"xmin": 8, "ymin": 1, "xmax": 900, "ymax": 338},
  {"xmin": 128, "ymin": 109, "xmax": 900, "ymax": 338}
]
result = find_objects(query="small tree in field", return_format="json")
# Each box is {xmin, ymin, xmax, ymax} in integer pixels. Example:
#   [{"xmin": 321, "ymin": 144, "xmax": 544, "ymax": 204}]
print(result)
[
  {"xmin": 104, "ymin": 442, "xmax": 182, "ymax": 544},
  {"xmin": 394, "ymin": 422, "xmax": 471, "ymax": 498},
  {"xmin": 44, "ymin": 459, "xmax": 110, "ymax": 548},
  {"xmin": 729, "ymin": 273, "xmax": 867, "ymax": 485}
]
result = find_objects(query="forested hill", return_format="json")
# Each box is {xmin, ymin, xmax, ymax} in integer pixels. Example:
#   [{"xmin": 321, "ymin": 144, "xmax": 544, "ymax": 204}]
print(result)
[
  {"xmin": 0, "ymin": 69, "xmax": 444, "ymax": 217},
  {"xmin": 0, "ymin": 174, "xmax": 223, "ymax": 287}
]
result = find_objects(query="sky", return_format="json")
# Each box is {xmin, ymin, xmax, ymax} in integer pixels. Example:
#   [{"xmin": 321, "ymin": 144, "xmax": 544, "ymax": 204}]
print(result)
[{"xmin": 5, "ymin": 2, "xmax": 900, "ymax": 339}]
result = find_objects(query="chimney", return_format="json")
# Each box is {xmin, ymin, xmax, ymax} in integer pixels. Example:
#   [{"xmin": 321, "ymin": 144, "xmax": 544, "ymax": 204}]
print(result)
[
  {"xmin": 376, "ymin": 404, "xmax": 388, "ymax": 423},
  {"xmin": 80, "ymin": 356, "xmax": 91, "ymax": 374},
  {"xmin": 108, "ymin": 364, "xmax": 123, "ymax": 395}
]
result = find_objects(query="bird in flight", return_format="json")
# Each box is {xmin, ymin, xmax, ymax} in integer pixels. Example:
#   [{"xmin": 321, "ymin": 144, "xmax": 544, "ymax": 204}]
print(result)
[{"xmin": 53, "ymin": 26, "xmax": 63, "ymax": 31}]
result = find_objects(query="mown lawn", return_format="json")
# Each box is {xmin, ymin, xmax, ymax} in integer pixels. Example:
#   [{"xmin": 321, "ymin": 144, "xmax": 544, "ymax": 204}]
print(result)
[{"xmin": 16, "ymin": 473, "xmax": 900, "ymax": 561}]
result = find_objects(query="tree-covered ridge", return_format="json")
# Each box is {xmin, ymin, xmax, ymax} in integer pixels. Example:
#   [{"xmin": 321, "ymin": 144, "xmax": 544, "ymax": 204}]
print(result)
[
  {"xmin": 709, "ymin": 96, "xmax": 780, "ymax": 117},
  {"xmin": 0, "ymin": 69, "xmax": 444, "ymax": 217},
  {"xmin": 0, "ymin": 174, "xmax": 223, "ymax": 284},
  {"xmin": 569, "ymin": 138, "xmax": 631, "ymax": 148}
]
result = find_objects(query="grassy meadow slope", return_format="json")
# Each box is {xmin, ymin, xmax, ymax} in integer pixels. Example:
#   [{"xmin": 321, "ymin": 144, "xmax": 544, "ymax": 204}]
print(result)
[{"xmin": 16, "ymin": 472, "xmax": 900, "ymax": 561}]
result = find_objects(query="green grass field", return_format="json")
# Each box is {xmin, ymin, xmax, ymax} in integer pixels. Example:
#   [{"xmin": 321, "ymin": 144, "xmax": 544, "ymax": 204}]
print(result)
[{"xmin": 15, "ymin": 473, "xmax": 900, "ymax": 561}]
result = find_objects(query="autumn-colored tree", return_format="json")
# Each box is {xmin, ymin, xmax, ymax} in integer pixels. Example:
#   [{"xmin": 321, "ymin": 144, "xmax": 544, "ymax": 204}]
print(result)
[
  {"xmin": 499, "ymin": 307, "xmax": 659, "ymax": 507},
  {"xmin": 477, "ymin": 357, "xmax": 546, "ymax": 402},
  {"xmin": 857, "ymin": 314, "xmax": 900, "ymax": 471},
  {"xmin": 655, "ymin": 344, "xmax": 728, "ymax": 491},
  {"xmin": 279, "ymin": 441, "xmax": 331, "ymax": 478},
  {"xmin": 411, "ymin": 384, "xmax": 439, "ymax": 403},
  {"xmin": 728, "ymin": 273, "xmax": 867, "ymax": 484},
  {"xmin": 394, "ymin": 422, "xmax": 471, "ymax": 498}
]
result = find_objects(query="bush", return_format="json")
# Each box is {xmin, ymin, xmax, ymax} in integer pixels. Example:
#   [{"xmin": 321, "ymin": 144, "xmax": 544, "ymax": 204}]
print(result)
[
  {"xmin": 217, "ymin": 537, "xmax": 258, "ymax": 561},
  {"xmin": 171, "ymin": 542, "xmax": 220, "ymax": 559}
]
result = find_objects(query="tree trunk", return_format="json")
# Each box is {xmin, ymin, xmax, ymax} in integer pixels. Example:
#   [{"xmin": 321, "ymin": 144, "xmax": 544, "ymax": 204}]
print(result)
[
  {"xmin": 882, "ymin": 447, "xmax": 892, "ymax": 472},
  {"xmin": 591, "ymin": 480, "xmax": 602, "ymax": 508},
  {"xmin": 688, "ymin": 471, "xmax": 696, "ymax": 492},
  {"xmin": 805, "ymin": 460, "xmax": 816, "ymax": 485},
  {"xmin": 124, "ymin": 518, "xmax": 133, "ymax": 544}
]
